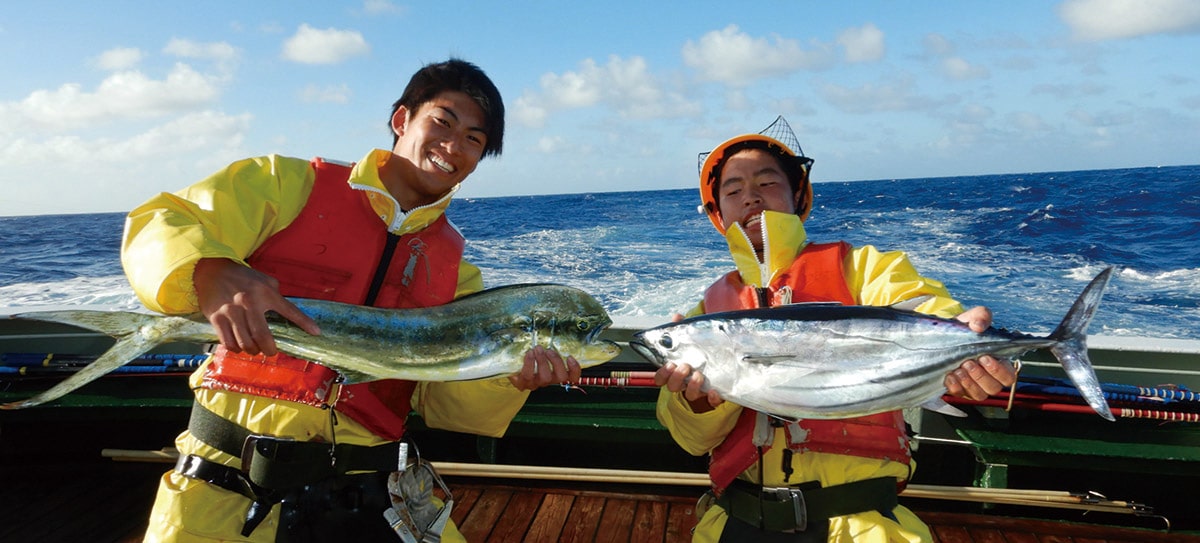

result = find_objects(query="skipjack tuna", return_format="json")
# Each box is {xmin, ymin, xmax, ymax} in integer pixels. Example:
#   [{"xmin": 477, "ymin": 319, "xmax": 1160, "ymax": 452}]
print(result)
[
  {"xmin": 2, "ymin": 283, "xmax": 620, "ymax": 410},
  {"xmin": 630, "ymin": 268, "xmax": 1116, "ymax": 421}
]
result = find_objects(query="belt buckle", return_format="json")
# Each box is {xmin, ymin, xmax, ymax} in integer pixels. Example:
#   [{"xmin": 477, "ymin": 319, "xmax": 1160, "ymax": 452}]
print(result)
[
  {"xmin": 240, "ymin": 434, "xmax": 293, "ymax": 474},
  {"xmin": 773, "ymin": 487, "xmax": 807, "ymax": 532}
]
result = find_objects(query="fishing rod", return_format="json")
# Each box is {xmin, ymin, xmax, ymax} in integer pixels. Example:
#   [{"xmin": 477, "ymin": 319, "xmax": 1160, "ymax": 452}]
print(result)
[
  {"xmin": 945, "ymin": 395, "xmax": 1200, "ymax": 422},
  {"xmin": 0, "ymin": 352, "xmax": 207, "ymax": 378},
  {"xmin": 100, "ymin": 447, "xmax": 1158, "ymax": 519},
  {"xmin": 1, "ymin": 352, "xmax": 207, "ymax": 368}
]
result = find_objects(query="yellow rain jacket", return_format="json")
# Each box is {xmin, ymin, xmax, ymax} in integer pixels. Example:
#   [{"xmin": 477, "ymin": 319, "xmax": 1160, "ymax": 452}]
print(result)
[
  {"xmin": 125, "ymin": 149, "xmax": 529, "ymax": 542},
  {"xmin": 657, "ymin": 211, "xmax": 964, "ymax": 543}
]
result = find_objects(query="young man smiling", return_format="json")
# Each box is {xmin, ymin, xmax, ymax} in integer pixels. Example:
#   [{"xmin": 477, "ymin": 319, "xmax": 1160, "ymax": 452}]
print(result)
[
  {"xmin": 124, "ymin": 58, "xmax": 577, "ymax": 542},
  {"xmin": 655, "ymin": 117, "xmax": 1016, "ymax": 542}
]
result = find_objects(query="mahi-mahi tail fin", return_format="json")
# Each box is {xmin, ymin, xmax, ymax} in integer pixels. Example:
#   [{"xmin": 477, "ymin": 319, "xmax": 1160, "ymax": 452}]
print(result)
[
  {"xmin": 1046, "ymin": 267, "xmax": 1115, "ymax": 421},
  {"xmin": 2, "ymin": 310, "xmax": 179, "ymax": 410}
]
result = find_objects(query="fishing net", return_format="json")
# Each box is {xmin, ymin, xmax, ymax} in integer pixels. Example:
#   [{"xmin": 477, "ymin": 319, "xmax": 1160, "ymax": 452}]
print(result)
[{"xmin": 697, "ymin": 115, "xmax": 808, "ymax": 173}]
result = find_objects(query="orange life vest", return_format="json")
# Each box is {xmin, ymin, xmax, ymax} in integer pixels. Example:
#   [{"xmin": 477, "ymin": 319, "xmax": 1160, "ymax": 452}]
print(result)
[
  {"xmin": 703, "ymin": 241, "xmax": 912, "ymax": 492},
  {"xmin": 199, "ymin": 157, "xmax": 465, "ymax": 441}
]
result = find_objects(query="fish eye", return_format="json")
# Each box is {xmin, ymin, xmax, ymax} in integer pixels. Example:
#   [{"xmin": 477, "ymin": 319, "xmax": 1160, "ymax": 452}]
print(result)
[
  {"xmin": 577, "ymin": 319, "xmax": 589, "ymax": 331},
  {"xmin": 657, "ymin": 334, "xmax": 673, "ymax": 349}
]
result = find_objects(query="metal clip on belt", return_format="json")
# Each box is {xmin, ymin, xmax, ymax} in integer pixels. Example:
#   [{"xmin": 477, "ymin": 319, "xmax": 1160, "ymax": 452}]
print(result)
[{"xmin": 718, "ymin": 477, "xmax": 899, "ymax": 533}]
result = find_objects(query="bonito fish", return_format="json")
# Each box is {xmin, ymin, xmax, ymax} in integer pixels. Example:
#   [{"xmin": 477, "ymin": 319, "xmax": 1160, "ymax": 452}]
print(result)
[
  {"xmin": 3, "ymin": 283, "xmax": 620, "ymax": 410},
  {"xmin": 630, "ymin": 268, "xmax": 1116, "ymax": 421}
]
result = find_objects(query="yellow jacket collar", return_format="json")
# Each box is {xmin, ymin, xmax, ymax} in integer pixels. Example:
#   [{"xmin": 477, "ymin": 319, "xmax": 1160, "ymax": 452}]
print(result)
[
  {"xmin": 348, "ymin": 149, "xmax": 458, "ymax": 235},
  {"xmin": 724, "ymin": 211, "xmax": 809, "ymax": 288}
]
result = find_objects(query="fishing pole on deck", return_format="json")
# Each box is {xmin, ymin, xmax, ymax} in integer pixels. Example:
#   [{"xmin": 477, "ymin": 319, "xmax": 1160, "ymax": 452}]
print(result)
[
  {"xmin": 0, "ymin": 352, "xmax": 206, "ymax": 377},
  {"xmin": 99, "ymin": 447, "xmax": 1163, "ymax": 523}
]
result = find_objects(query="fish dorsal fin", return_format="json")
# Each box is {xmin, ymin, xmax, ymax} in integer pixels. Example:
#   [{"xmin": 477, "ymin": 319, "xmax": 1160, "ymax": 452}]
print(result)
[
  {"xmin": 891, "ymin": 295, "xmax": 935, "ymax": 313},
  {"xmin": 783, "ymin": 301, "xmax": 842, "ymax": 308}
]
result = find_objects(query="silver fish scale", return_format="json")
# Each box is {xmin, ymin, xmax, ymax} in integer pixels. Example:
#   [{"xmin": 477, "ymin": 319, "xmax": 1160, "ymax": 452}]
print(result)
[
  {"xmin": 630, "ymin": 267, "xmax": 1116, "ymax": 421},
  {"xmin": 685, "ymin": 316, "xmax": 1019, "ymax": 418}
]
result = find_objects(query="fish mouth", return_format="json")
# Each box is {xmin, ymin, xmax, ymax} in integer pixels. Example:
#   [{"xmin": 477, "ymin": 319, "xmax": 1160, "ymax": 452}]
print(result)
[
  {"xmin": 627, "ymin": 334, "xmax": 663, "ymax": 367},
  {"xmin": 578, "ymin": 339, "xmax": 621, "ymax": 367}
]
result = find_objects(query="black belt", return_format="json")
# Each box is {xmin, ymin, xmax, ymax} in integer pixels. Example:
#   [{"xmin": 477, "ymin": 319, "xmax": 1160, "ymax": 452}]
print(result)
[
  {"xmin": 187, "ymin": 401, "xmax": 403, "ymax": 490},
  {"xmin": 715, "ymin": 477, "xmax": 899, "ymax": 533},
  {"xmin": 182, "ymin": 402, "xmax": 407, "ymax": 537},
  {"xmin": 174, "ymin": 454, "xmax": 398, "ymax": 540}
]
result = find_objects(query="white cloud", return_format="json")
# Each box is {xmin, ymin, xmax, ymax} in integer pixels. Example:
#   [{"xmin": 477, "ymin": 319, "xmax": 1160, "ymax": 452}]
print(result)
[
  {"xmin": 1031, "ymin": 82, "xmax": 1107, "ymax": 99},
  {"xmin": 0, "ymin": 110, "xmax": 251, "ymax": 215},
  {"xmin": 513, "ymin": 56, "xmax": 699, "ymax": 127},
  {"xmin": 682, "ymin": 25, "xmax": 835, "ymax": 85},
  {"xmin": 0, "ymin": 110, "xmax": 248, "ymax": 165},
  {"xmin": 817, "ymin": 76, "xmax": 954, "ymax": 114},
  {"xmin": 94, "ymin": 47, "xmax": 143, "ymax": 71},
  {"xmin": 362, "ymin": 0, "xmax": 404, "ymax": 15},
  {"xmin": 941, "ymin": 57, "xmax": 990, "ymax": 80},
  {"xmin": 838, "ymin": 23, "xmax": 885, "ymax": 63},
  {"xmin": 960, "ymin": 103, "xmax": 995, "ymax": 123},
  {"xmin": 922, "ymin": 33, "xmax": 955, "ymax": 57},
  {"xmin": 1, "ymin": 63, "xmax": 222, "ymax": 132},
  {"xmin": 534, "ymin": 136, "xmax": 563, "ymax": 153},
  {"xmin": 1009, "ymin": 111, "xmax": 1051, "ymax": 132},
  {"xmin": 163, "ymin": 39, "xmax": 240, "ymax": 76},
  {"xmin": 299, "ymin": 83, "xmax": 352, "ymax": 103},
  {"xmin": 1060, "ymin": 0, "xmax": 1200, "ymax": 41},
  {"xmin": 282, "ymin": 24, "xmax": 370, "ymax": 64},
  {"xmin": 163, "ymin": 39, "xmax": 238, "ymax": 62}
]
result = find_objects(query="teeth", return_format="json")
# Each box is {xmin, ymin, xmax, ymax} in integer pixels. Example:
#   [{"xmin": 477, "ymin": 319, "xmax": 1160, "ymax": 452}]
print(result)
[{"xmin": 429, "ymin": 154, "xmax": 454, "ymax": 173}]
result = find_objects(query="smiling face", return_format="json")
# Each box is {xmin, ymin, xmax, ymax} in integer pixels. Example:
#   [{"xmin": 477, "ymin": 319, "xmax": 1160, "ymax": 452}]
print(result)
[
  {"xmin": 716, "ymin": 148, "xmax": 803, "ymax": 251},
  {"xmin": 387, "ymin": 90, "xmax": 489, "ymax": 209}
]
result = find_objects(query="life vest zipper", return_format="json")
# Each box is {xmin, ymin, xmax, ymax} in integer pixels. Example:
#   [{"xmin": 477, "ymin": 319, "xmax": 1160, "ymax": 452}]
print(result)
[{"xmin": 364, "ymin": 233, "xmax": 400, "ymax": 305}]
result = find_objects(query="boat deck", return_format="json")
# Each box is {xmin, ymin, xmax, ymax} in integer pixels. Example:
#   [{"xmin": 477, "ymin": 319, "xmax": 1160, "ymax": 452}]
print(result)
[
  {"xmin": 3, "ymin": 318, "xmax": 1200, "ymax": 541},
  {"xmin": 3, "ymin": 458, "xmax": 1197, "ymax": 543}
]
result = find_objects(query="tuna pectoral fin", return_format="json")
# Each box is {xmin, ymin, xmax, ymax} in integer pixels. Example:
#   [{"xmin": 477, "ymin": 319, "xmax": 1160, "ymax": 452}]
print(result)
[
  {"xmin": 1, "ymin": 311, "xmax": 164, "ymax": 410},
  {"xmin": 1047, "ymin": 267, "xmax": 1116, "ymax": 421},
  {"xmin": 921, "ymin": 397, "xmax": 968, "ymax": 417}
]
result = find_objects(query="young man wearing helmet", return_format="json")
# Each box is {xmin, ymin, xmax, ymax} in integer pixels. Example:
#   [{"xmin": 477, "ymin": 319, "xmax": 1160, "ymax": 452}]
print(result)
[{"xmin": 654, "ymin": 117, "xmax": 1016, "ymax": 542}]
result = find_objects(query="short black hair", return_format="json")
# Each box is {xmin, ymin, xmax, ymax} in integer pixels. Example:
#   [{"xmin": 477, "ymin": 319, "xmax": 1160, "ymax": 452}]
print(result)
[{"xmin": 390, "ymin": 58, "xmax": 505, "ymax": 157}]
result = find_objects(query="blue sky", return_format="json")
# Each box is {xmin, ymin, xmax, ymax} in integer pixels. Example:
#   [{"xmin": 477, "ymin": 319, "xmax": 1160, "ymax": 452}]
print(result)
[{"xmin": 2, "ymin": 0, "xmax": 1198, "ymax": 216}]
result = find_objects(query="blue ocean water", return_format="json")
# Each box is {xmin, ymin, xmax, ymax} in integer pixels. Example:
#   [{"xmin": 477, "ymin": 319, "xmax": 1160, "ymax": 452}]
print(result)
[{"xmin": 1, "ymin": 165, "xmax": 1198, "ymax": 339}]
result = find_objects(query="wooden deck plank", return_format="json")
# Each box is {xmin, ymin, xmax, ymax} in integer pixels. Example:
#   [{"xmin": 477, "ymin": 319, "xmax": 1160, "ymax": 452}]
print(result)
[
  {"xmin": 558, "ymin": 494, "xmax": 606, "ymax": 543},
  {"xmin": 485, "ymin": 489, "xmax": 544, "ymax": 543},
  {"xmin": 594, "ymin": 498, "xmax": 637, "ymax": 542},
  {"xmin": 524, "ymin": 493, "xmax": 576, "ymax": 543},
  {"xmin": 931, "ymin": 525, "xmax": 974, "ymax": 543},
  {"xmin": 5, "ymin": 458, "xmax": 1200, "ymax": 543},
  {"xmin": 665, "ymin": 502, "xmax": 697, "ymax": 543},
  {"xmin": 919, "ymin": 511, "xmax": 1198, "ymax": 543},
  {"xmin": 448, "ymin": 486, "xmax": 482, "ymax": 527},
  {"xmin": 1036, "ymin": 535, "xmax": 1076, "ymax": 543},
  {"xmin": 630, "ymin": 500, "xmax": 669, "ymax": 543},
  {"xmin": 458, "ymin": 488, "xmax": 513, "ymax": 541},
  {"xmin": 1001, "ymin": 533, "xmax": 1042, "ymax": 543},
  {"xmin": 968, "ymin": 528, "xmax": 1008, "ymax": 543}
]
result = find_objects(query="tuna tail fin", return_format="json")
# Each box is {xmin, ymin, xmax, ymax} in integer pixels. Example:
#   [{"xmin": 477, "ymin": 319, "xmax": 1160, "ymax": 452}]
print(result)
[
  {"xmin": 1, "ymin": 310, "xmax": 171, "ymax": 410},
  {"xmin": 1047, "ymin": 267, "xmax": 1115, "ymax": 421}
]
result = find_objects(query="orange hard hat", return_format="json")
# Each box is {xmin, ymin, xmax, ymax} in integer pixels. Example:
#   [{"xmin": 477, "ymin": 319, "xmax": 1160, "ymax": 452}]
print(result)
[{"xmin": 698, "ymin": 133, "xmax": 814, "ymax": 234}]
